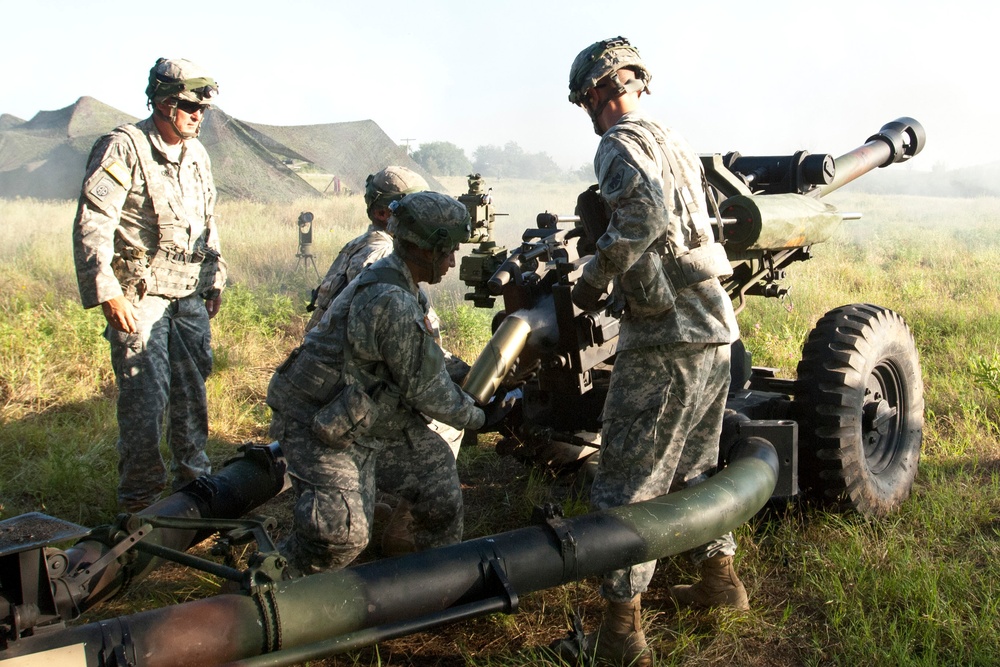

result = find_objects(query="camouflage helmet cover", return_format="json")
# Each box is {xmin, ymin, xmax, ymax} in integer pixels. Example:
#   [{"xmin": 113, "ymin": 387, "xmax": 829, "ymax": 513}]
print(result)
[
  {"xmin": 388, "ymin": 191, "xmax": 472, "ymax": 252},
  {"xmin": 365, "ymin": 165, "xmax": 429, "ymax": 209},
  {"xmin": 146, "ymin": 57, "xmax": 219, "ymax": 105},
  {"xmin": 568, "ymin": 36, "xmax": 651, "ymax": 105}
]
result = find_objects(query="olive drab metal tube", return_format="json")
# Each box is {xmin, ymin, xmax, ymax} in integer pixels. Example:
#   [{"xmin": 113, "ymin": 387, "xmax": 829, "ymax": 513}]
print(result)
[
  {"xmin": 819, "ymin": 117, "xmax": 926, "ymax": 196},
  {"xmin": 0, "ymin": 438, "xmax": 778, "ymax": 667}
]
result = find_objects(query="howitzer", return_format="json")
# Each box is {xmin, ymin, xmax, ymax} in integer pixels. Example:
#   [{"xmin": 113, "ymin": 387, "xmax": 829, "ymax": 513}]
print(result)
[
  {"xmin": 0, "ymin": 119, "xmax": 925, "ymax": 665},
  {"xmin": 462, "ymin": 117, "xmax": 926, "ymax": 518}
]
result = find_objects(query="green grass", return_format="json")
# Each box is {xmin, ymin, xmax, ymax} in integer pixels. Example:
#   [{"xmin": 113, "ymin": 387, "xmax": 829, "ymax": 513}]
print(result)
[{"xmin": 2, "ymin": 186, "xmax": 1000, "ymax": 665}]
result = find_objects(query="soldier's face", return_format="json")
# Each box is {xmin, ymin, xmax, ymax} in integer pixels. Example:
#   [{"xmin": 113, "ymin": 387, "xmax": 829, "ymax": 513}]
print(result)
[
  {"xmin": 428, "ymin": 248, "xmax": 457, "ymax": 284},
  {"xmin": 172, "ymin": 102, "xmax": 207, "ymax": 134},
  {"xmin": 157, "ymin": 99, "xmax": 206, "ymax": 138}
]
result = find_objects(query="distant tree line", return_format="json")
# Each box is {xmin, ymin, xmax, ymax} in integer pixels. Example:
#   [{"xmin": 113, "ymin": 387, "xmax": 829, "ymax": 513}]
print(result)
[{"xmin": 410, "ymin": 140, "xmax": 592, "ymax": 182}]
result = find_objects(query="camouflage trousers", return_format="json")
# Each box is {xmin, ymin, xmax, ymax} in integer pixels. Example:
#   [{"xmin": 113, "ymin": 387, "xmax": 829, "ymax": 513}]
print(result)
[
  {"xmin": 426, "ymin": 418, "xmax": 463, "ymax": 459},
  {"xmin": 106, "ymin": 293, "xmax": 213, "ymax": 510},
  {"xmin": 273, "ymin": 413, "xmax": 463, "ymax": 574},
  {"xmin": 591, "ymin": 341, "xmax": 735, "ymax": 602}
]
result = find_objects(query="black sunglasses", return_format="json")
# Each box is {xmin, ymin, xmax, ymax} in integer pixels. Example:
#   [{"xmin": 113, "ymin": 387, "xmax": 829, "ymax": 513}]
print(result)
[{"xmin": 174, "ymin": 99, "xmax": 210, "ymax": 114}]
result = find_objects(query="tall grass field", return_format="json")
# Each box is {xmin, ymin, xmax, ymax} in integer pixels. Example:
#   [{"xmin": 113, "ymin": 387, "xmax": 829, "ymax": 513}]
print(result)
[{"xmin": 1, "ymin": 180, "xmax": 998, "ymax": 666}]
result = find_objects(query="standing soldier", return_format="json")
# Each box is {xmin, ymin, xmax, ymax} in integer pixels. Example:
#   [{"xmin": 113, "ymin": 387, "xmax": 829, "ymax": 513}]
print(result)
[
  {"xmin": 268, "ymin": 191, "xmax": 493, "ymax": 574},
  {"xmin": 72, "ymin": 58, "xmax": 226, "ymax": 512},
  {"xmin": 557, "ymin": 37, "xmax": 743, "ymax": 666}
]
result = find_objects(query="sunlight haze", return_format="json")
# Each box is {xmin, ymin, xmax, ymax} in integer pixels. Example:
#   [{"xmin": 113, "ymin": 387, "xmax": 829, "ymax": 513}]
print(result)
[{"xmin": 1, "ymin": 0, "xmax": 992, "ymax": 173}]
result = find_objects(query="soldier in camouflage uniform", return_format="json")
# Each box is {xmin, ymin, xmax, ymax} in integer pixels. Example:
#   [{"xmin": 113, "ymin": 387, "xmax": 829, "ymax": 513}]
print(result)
[
  {"xmin": 306, "ymin": 166, "xmax": 426, "ymax": 332},
  {"xmin": 72, "ymin": 58, "xmax": 226, "ymax": 512},
  {"xmin": 304, "ymin": 166, "xmax": 468, "ymax": 555},
  {"xmin": 267, "ymin": 191, "xmax": 490, "ymax": 574},
  {"xmin": 557, "ymin": 38, "xmax": 744, "ymax": 666}
]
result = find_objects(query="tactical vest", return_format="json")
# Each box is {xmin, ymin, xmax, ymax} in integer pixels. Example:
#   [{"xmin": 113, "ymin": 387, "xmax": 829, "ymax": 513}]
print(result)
[
  {"xmin": 611, "ymin": 119, "xmax": 732, "ymax": 317},
  {"xmin": 118, "ymin": 124, "xmax": 219, "ymax": 300},
  {"xmin": 267, "ymin": 265, "xmax": 414, "ymax": 439}
]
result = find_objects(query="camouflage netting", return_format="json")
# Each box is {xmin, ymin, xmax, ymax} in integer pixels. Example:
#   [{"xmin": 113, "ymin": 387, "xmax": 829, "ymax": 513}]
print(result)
[
  {"xmin": 0, "ymin": 97, "xmax": 438, "ymax": 202},
  {"xmin": 197, "ymin": 109, "xmax": 319, "ymax": 202},
  {"xmin": 242, "ymin": 119, "xmax": 443, "ymax": 193}
]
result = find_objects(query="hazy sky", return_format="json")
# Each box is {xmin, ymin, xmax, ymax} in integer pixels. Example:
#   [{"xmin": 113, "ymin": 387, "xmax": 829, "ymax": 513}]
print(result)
[{"xmin": 1, "ymin": 0, "xmax": 993, "ymax": 173}]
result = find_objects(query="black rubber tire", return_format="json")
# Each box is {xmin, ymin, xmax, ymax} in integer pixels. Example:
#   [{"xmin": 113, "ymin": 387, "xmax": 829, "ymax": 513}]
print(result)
[{"xmin": 794, "ymin": 304, "xmax": 924, "ymax": 516}]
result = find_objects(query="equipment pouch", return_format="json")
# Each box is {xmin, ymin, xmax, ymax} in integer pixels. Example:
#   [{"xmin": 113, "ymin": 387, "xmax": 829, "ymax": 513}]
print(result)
[
  {"xmin": 620, "ymin": 250, "xmax": 677, "ymax": 317},
  {"xmin": 197, "ymin": 247, "xmax": 222, "ymax": 297},
  {"xmin": 311, "ymin": 383, "xmax": 379, "ymax": 449},
  {"xmin": 146, "ymin": 248, "xmax": 202, "ymax": 299},
  {"xmin": 575, "ymin": 184, "xmax": 611, "ymax": 255},
  {"xmin": 676, "ymin": 243, "xmax": 733, "ymax": 284}
]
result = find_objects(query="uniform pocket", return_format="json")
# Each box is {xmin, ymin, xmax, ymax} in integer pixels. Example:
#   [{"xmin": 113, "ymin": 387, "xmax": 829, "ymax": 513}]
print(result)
[
  {"xmin": 311, "ymin": 383, "xmax": 379, "ymax": 449},
  {"xmin": 620, "ymin": 251, "xmax": 676, "ymax": 317}
]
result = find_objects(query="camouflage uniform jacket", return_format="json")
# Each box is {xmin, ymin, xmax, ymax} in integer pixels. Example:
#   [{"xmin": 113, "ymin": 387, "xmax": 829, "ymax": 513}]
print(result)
[
  {"xmin": 306, "ymin": 229, "xmax": 470, "ymax": 383},
  {"xmin": 287, "ymin": 252, "xmax": 484, "ymax": 440},
  {"xmin": 585, "ymin": 109, "xmax": 738, "ymax": 351},
  {"xmin": 72, "ymin": 116, "xmax": 227, "ymax": 308},
  {"xmin": 306, "ymin": 226, "xmax": 392, "ymax": 331}
]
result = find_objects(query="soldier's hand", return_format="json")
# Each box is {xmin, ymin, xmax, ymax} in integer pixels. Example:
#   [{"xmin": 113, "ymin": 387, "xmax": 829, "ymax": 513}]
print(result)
[
  {"xmin": 500, "ymin": 358, "xmax": 540, "ymax": 392},
  {"xmin": 101, "ymin": 295, "xmax": 138, "ymax": 333},
  {"xmin": 480, "ymin": 390, "xmax": 519, "ymax": 431},
  {"xmin": 571, "ymin": 278, "xmax": 608, "ymax": 312},
  {"xmin": 205, "ymin": 296, "xmax": 223, "ymax": 319}
]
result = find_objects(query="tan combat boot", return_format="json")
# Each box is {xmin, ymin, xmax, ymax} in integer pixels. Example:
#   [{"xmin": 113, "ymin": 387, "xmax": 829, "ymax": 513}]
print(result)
[
  {"xmin": 592, "ymin": 595, "xmax": 653, "ymax": 667},
  {"xmin": 381, "ymin": 499, "xmax": 416, "ymax": 557},
  {"xmin": 669, "ymin": 554, "xmax": 750, "ymax": 611}
]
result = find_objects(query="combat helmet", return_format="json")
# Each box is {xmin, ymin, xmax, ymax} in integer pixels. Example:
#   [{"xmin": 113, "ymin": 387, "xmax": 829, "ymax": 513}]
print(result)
[
  {"xmin": 389, "ymin": 192, "xmax": 471, "ymax": 284},
  {"xmin": 145, "ymin": 57, "xmax": 218, "ymax": 106},
  {"xmin": 389, "ymin": 191, "xmax": 472, "ymax": 253},
  {"xmin": 567, "ymin": 36, "xmax": 651, "ymax": 106},
  {"xmin": 365, "ymin": 166, "xmax": 428, "ymax": 211}
]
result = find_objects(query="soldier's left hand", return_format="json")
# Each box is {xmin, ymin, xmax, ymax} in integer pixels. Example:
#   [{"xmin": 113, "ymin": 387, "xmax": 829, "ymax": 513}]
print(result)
[
  {"xmin": 571, "ymin": 278, "xmax": 607, "ymax": 312},
  {"xmin": 205, "ymin": 296, "xmax": 223, "ymax": 319}
]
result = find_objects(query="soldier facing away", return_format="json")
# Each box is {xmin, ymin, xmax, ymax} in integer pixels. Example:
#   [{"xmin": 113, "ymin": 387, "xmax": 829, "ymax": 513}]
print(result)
[
  {"xmin": 72, "ymin": 57, "xmax": 227, "ymax": 512},
  {"xmin": 555, "ymin": 37, "xmax": 744, "ymax": 666},
  {"xmin": 267, "ymin": 191, "xmax": 499, "ymax": 574}
]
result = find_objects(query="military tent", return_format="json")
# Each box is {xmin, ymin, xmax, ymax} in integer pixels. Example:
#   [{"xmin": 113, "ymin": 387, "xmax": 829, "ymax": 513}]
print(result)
[{"xmin": 0, "ymin": 97, "xmax": 438, "ymax": 202}]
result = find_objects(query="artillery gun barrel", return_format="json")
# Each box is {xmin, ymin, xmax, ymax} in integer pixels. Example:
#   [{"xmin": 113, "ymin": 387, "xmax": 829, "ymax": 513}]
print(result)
[
  {"xmin": 819, "ymin": 117, "xmax": 926, "ymax": 196},
  {"xmin": 0, "ymin": 438, "xmax": 778, "ymax": 667}
]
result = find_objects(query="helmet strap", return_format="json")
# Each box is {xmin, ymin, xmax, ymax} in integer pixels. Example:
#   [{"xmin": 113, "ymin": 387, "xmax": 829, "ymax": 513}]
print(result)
[
  {"xmin": 586, "ymin": 74, "xmax": 646, "ymax": 135},
  {"xmin": 395, "ymin": 240, "xmax": 433, "ymax": 283},
  {"xmin": 428, "ymin": 247, "xmax": 450, "ymax": 284},
  {"xmin": 395, "ymin": 240, "xmax": 449, "ymax": 284}
]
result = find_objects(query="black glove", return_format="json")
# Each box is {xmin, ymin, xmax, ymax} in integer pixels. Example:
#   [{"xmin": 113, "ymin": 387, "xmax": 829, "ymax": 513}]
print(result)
[
  {"xmin": 480, "ymin": 390, "xmax": 519, "ymax": 431},
  {"xmin": 446, "ymin": 356, "xmax": 473, "ymax": 385},
  {"xmin": 571, "ymin": 278, "xmax": 607, "ymax": 312}
]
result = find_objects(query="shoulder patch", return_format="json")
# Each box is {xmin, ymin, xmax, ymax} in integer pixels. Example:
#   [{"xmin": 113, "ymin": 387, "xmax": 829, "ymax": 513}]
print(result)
[
  {"xmin": 423, "ymin": 314, "xmax": 441, "ymax": 338},
  {"xmin": 599, "ymin": 156, "xmax": 641, "ymax": 204},
  {"xmin": 103, "ymin": 159, "xmax": 132, "ymax": 189},
  {"xmin": 417, "ymin": 313, "xmax": 434, "ymax": 335},
  {"xmin": 88, "ymin": 175, "xmax": 120, "ymax": 202}
]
